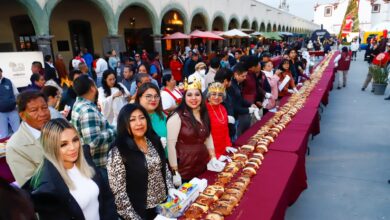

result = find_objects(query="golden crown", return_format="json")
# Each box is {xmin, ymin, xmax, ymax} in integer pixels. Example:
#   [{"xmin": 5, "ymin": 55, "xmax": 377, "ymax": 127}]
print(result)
[
  {"xmin": 208, "ymin": 82, "xmax": 225, "ymax": 94},
  {"xmin": 184, "ymin": 77, "xmax": 202, "ymax": 91}
]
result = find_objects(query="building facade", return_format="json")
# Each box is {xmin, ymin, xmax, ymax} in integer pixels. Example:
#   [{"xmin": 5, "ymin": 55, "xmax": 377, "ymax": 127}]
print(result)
[
  {"xmin": 0, "ymin": 0, "xmax": 319, "ymax": 65},
  {"xmin": 370, "ymin": 0, "xmax": 390, "ymax": 30},
  {"xmin": 313, "ymin": 0, "xmax": 372, "ymax": 35}
]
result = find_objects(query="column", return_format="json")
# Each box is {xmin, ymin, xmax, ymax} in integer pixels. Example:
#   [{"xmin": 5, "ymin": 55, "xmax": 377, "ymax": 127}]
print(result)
[
  {"xmin": 36, "ymin": 35, "xmax": 54, "ymax": 58},
  {"xmin": 152, "ymin": 34, "xmax": 164, "ymax": 66},
  {"xmin": 102, "ymin": 35, "xmax": 125, "ymax": 55},
  {"xmin": 152, "ymin": 34, "xmax": 163, "ymax": 56}
]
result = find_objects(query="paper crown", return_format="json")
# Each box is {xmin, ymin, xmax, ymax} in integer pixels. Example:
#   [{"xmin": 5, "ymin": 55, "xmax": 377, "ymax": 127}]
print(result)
[
  {"xmin": 184, "ymin": 77, "xmax": 202, "ymax": 91},
  {"xmin": 208, "ymin": 82, "xmax": 225, "ymax": 94}
]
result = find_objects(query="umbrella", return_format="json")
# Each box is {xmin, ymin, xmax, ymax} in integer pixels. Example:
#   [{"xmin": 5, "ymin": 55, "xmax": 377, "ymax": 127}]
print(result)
[
  {"xmin": 163, "ymin": 32, "xmax": 190, "ymax": 40},
  {"xmin": 189, "ymin": 30, "xmax": 224, "ymax": 40},
  {"xmin": 260, "ymin": 32, "xmax": 282, "ymax": 40},
  {"xmin": 219, "ymin": 29, "xmax": 250, "ymax": 38},
  {"xmin": 250, "ymin": 31, "xmax": 263, "ymax": 36},
  {"xmin": 278, "ymin": 32, "xmax": 293, "ymax": 36}
]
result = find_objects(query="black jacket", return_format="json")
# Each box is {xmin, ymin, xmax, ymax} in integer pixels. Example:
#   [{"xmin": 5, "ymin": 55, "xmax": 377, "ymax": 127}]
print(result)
[
  {"xmin": 23, "ymin": 145, "xmax": 117, "ymax": 220},
  {"xmin": 227, "ymin": 78, "xmax": 251, "ymax": 118},
  {"xmin": 114, "ymin": 134, "xmax": 168, "ymax": 219}
]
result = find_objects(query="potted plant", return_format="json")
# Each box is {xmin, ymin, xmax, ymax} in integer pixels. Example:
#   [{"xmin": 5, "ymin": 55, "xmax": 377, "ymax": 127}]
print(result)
[{"xmin": 370, "ymin": 65, "xmax": 389, "ymax": 95}]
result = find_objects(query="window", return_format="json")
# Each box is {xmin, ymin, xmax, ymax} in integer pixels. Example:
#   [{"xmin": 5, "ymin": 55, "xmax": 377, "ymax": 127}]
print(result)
[
  {"xmin": 372, "ymin": 4, "xmax": 380, "ymax": 13},
  {"xmin": 324, "ymin": 6, "xmax": 332, "ymax": 17}
]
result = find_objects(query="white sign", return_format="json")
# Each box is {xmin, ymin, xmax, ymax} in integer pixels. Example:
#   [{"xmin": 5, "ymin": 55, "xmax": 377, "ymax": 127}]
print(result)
[{"xmin": 0, "ymin": 51, "xmax": 44, "ymax": 88}]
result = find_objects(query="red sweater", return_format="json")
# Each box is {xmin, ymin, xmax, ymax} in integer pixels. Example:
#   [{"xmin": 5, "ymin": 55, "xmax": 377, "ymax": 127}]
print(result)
[
  {"xmin": 170, "ymin": 60, "xmax": 183, "ymax": 82},
  {"xmin": 206, "ymin": 102, "xmax": 232, "ymax": 158}
]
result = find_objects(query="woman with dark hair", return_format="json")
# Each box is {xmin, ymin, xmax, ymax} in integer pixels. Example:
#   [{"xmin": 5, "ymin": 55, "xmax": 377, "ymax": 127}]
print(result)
[
  {"xmin": 107, "ymin": 104, "xmax": 183, "ymax": 220},
  {"xmin": 167, "ymin": 79, "xmax": 217, "ymax": 185},
  {"xmin": 98, "ymin": 69, "xmax": 130, "ymax": 126},
  {"xmin": 135, "ymin": 83, "xmax": 167, "ymax": 155},
  {"xmin": 161, "ymin": 74, "xmax": 182, "ymax": 114},
  {"xmin": 24, "ymin": 118, "xmax": 117, "ymax": 220},
  {"xmin": 277, "ymin": 59, "xmax": 298, "ymax": 98}
]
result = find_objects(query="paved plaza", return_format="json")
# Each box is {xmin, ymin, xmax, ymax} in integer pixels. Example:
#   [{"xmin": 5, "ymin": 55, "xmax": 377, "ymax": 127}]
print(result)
[{"xmin": 286, "ymin": 51, "xmax": 390, "ymax": 220}]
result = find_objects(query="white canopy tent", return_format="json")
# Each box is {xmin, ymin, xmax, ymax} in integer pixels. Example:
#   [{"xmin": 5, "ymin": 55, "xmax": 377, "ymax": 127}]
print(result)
[{"xmin": 219, "ymin": 29, "xmax": 250, "ymax": 38}]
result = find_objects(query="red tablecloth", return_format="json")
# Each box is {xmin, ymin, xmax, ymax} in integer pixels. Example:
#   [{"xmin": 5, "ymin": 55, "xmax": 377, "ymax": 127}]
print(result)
[
  {"xmin": 309, "ymin": 51, "xmax": 325, "ymax": 57},
  {"xmin": 0, "ymin": 157, "xmax": 14, "ymax": 183},
  {"xmin": 200, "ymin": 151, "xmax": 299, "ymax": 220}
]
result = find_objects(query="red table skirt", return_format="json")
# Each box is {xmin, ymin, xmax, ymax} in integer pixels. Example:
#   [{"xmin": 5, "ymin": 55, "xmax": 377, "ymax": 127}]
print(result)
[
  {"xmin": 309, "ymin": 51, "xmax": 325, "ymax": 57},
  {"xmin": 200, "ymin": 151, "xmax": 299, "ymax": 220},
  {"xmin": 0, "ymin": 157, "xmax": 14, "ymax": 183}
]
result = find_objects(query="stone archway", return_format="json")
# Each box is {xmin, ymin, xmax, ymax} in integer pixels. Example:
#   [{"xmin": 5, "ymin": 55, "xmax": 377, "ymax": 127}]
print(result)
[
  {"xmin": 260, "ymin": 22, "xmax": 266, "ymax": 32},
  {"xmin": 118, "ymin": 5, "xmax": 155, "ymax": 53},
  {"xmin": 49, "ymin": 0, "xmax": 109, "ymax": 62},
  {"xmin": 266, "ymin": 23, "xmax": 272, "ymax": 32},
  {"xmin": 228, "ymin": 15, "xmax": 240, "ymax": 30},
  {"xmin": 241, "ymin": 19, "xmax": 250, "ymax": 30},
  {"xmin": 212, "ymin": 11, "xmax": 227, "ymax": 31},
  {"xmin": 160, "ymin": 4, "xmax": 189, "ymax": 34},
  {"xmin": 272, "ymin": 24, "xmax": 277, "ymax": 32},
  {"xmin": 0, "ymin": 0, "xmax": 37, "ymax": 52},
  {"xmin": 251, "ymin": 20, "xmax": 259, "ymax": 32},
  {"xmin": 189, "ymin": 7, "xmax": 210, "ymax": 31},
  {"xmin": 277, "ymin": 24, "xmax": 281, "ymax": 31}
]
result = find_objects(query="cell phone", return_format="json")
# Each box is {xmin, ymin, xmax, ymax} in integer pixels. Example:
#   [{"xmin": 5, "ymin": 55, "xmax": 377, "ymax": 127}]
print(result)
[{"xmin": 64, "ymin": 105, "xmax": 71, "ymax": 111}]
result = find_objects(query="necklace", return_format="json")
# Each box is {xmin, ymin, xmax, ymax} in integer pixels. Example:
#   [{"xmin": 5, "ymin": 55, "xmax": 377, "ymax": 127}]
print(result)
[{"xmin": 211, "ymin": 104, "xmax": 225, "ymax": 124}]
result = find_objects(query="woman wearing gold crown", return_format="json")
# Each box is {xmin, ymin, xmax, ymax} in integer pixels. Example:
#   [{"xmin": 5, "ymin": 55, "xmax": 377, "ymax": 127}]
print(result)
[
  {"xmin": 166, "ymin": 78, "xmax": 216, "ymax": 185},
  {"xmin": 205, "ymin": 82, "xmax": 233, "ymax": 159}
]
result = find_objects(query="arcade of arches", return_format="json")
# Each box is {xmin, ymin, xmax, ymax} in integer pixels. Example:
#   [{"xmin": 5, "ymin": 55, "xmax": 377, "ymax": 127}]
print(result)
[{"xmin": 0, "ymin": 0, "xmax": 315, "ymax": 68}]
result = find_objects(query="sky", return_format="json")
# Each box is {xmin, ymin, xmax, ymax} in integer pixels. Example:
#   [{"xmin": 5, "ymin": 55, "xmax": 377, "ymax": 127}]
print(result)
[{"xmin": 257, "ymin": 0, "xmax": 330, "ymax": 21}]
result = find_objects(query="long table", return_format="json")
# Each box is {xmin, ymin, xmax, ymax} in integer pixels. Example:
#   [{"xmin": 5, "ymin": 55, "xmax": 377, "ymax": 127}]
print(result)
[{"xmin": 204, "ymin": 53, "xmax": 337, "ymax": 220}]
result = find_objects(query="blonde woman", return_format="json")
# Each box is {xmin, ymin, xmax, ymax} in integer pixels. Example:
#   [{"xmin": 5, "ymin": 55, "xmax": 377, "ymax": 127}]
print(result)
[{"xmin": 24, "ymin": 118, "xmax": 117, "ymax": 220}]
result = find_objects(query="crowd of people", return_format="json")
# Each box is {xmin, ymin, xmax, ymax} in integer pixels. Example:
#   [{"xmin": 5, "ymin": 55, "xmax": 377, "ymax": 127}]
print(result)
[{"xmin": 1, "ymin": 35, "xmax": 389, "ymax": 219}]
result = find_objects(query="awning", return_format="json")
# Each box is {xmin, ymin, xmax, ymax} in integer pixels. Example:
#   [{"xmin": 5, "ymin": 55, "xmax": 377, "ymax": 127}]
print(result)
[
  {"xmin": 219, "ymin": 29, "xmax": 251, "ymax": 38},
  {"xmin": 250, "ymin": 31, "xmax": 263, "ymax": 36},
  {"xmin": 190, "ymin": 30, "xmax": 224, "ymax": 40},
  {"xmin": 278, "ymin": 32, "xmax": 294, "ymax": 36},
  {"xmin": 163, "ymin": 32, "xmax": 190, "ymax": 40},
  {"xmin": 260, "ymin": 32, "xmax": 282, "ymax": 40}
]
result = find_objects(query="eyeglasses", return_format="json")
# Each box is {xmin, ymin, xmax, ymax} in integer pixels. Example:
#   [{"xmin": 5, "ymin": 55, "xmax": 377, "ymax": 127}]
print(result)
[
  {"xmin": 135, "ymin": 55, "xmax": 140, "ymax": 57},
  {"xmin": 210, "ymin": 93, "xmax": 224, "ymax": 97},
  {"xmin": 143, "ymin": 94, "xmax": 160, "ymax": 101}
]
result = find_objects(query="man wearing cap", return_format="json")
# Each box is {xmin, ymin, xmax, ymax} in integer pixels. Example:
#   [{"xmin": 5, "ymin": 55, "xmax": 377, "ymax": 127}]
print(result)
[{"xmin": 188, "ymin": 62, "xmax": 207, "ymax": 92}]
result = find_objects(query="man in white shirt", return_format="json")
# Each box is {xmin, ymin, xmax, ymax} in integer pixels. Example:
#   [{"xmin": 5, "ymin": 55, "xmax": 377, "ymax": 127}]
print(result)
[
  {"xmin": 94, "ymin": 55, "xmax": 108, "ymax": 87},
  {"xmin": 6, "ymin": 90, "xmax": 51, "ymax": 186},
  {"xmin": 188, "ymin": 62, "xmax": 207, "ymax": 92}
]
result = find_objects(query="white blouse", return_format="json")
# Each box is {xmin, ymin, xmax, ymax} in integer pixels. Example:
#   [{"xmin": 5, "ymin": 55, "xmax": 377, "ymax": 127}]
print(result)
[
  {"xmin": 161, "ymin": 88, "xmax": 182, "ymax": 111},
  {"xmin": 98, "ymin": 83, "xmax": 130, "ymax": 126},
  {"xmin": 67, "ymin": 165, "xmax": 100, "ymax": 220}
]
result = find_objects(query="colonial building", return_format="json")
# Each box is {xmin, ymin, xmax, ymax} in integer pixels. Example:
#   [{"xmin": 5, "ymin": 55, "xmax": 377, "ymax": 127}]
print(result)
[
  {"xmin": 0, "ymin": 0, "xmax": 318, "ymax": 65},
  {"xmin": 313, "ymin": 0, "xmax": 372, "ymax": 35},
  {"xmin": 370, "ymin": 0, "xmax": 390, "ymax": 30}
]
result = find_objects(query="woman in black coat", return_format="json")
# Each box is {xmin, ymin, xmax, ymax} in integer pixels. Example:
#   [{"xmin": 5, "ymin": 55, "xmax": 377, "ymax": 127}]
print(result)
[{"xmin": 23, "ymin": 118, "xmax": 117, "ymax": 220}]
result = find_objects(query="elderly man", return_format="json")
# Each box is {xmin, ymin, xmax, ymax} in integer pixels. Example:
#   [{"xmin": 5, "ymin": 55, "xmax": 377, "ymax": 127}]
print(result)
[{"xmin": 6, "ymin": 90, "xmax": 51, "ymax": 186}]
